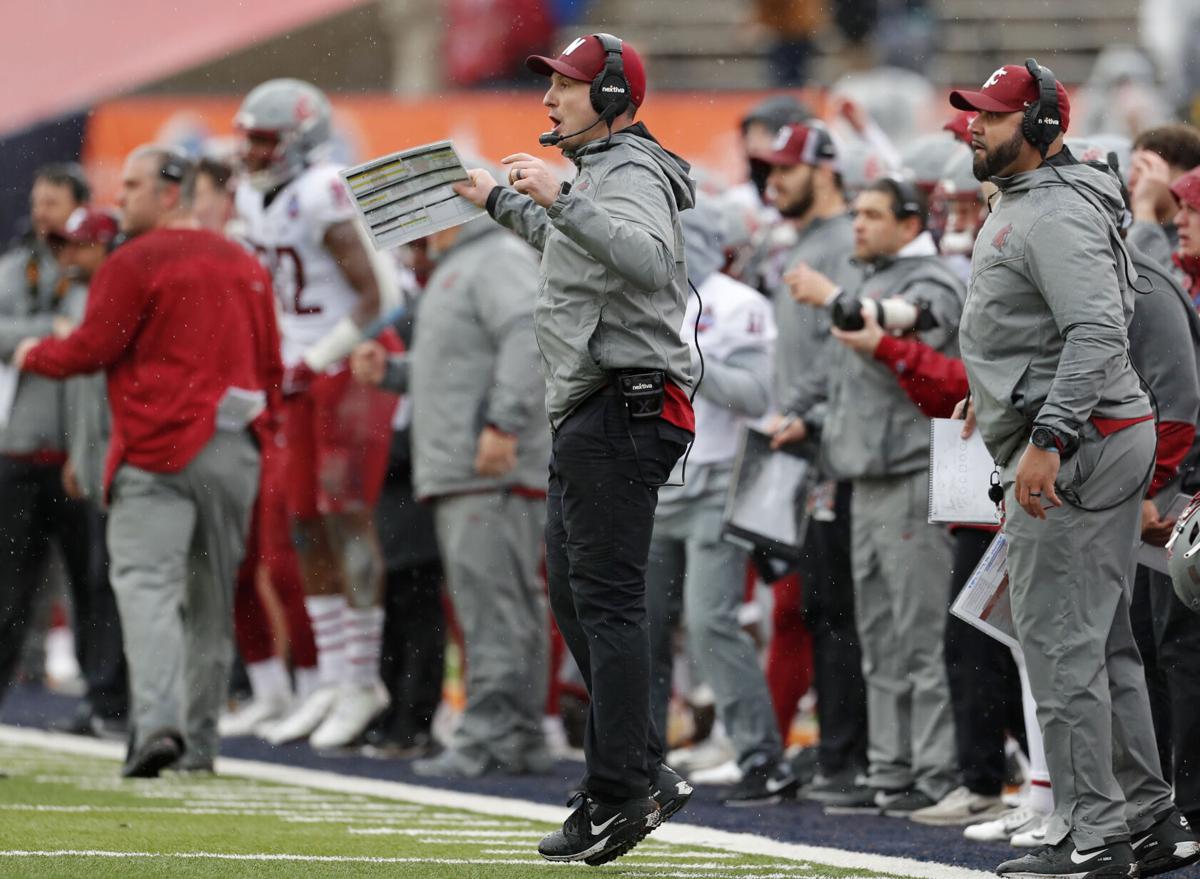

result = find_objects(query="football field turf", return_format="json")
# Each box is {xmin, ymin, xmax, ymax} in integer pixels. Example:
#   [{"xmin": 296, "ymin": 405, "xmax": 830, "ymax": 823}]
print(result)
[{"xmin": 0, "ymin": 726, "xmax": 985, "ymax": 879}]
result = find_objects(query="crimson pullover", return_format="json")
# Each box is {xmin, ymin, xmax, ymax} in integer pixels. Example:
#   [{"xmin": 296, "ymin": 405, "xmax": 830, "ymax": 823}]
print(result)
[{"xmin": 23, "ymin": 228, "xmax": 283, "ymax": 492}]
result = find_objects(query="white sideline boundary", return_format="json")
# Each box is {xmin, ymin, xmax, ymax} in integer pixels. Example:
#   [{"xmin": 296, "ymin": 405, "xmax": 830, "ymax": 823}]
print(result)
[{"xmin": 0, "ymin": 724, "xmax": 990, "ymax": 879}]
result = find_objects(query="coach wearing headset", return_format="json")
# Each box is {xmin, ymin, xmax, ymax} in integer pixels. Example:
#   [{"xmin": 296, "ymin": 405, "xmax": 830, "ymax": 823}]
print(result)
[
  {"xmin": 953, "ymin": 61, "xmax": 1200, "ymax": 878},
  {"xmin": 454, "ymin": 34, "xmax": 696, "ymax": 865}
]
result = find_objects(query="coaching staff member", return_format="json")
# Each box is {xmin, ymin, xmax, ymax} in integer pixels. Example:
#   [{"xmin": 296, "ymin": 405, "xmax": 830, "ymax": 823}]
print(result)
[
  {"xmin": 13, "ymin": 147, "xmax": 279, "ymax": 779},
  {"xmin": 952, "ymin": 61, "xmax": 1200, "ymax": 878},
  {"xmin": 454, "ymin": 33, "xmax": 696, "ymax": 865}
]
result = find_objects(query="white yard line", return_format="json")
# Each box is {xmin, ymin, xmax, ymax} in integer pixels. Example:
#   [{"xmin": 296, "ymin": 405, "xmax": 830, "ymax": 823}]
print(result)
[{"xmin": 0, "ymin": 724, "xmax": 991, "ymax": 879}]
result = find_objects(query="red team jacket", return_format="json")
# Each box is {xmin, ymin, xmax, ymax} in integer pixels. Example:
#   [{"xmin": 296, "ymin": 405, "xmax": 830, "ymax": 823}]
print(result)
[{"xmin": 23, "ymin": 228, "xmax": 283, "ymax": 493}]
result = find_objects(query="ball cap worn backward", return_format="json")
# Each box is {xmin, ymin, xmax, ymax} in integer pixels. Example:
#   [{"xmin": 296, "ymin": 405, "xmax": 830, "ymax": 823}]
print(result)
[
  {"xmin": 749, "ymin": 122, "xmax": 839, "ymax": 171},
  {"xmin": 526, "ymin": 35, "xmax": 647, "ymax": 107},
  {"xmin": 948, "ymin": 64, "xmax": 1071, "ymax": 135},
  {"xmin": 1171, "ymin": 166, "xmax": 1200, "ymax": 213},
  {"xmin": 46, "ymin": 206, "xmax": 119, "ymax": 247}
]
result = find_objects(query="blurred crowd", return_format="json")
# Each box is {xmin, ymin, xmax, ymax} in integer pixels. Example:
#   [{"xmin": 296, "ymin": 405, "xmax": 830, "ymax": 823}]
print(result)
[{"xmin": 1, "ymin": 43, "xmax": 1200, "ymax": 855}]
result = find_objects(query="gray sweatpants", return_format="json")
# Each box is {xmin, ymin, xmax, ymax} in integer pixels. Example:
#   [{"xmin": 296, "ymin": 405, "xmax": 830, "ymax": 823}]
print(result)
[
  {"xmin": 646, "ymin": 466, "xmax": 783, "ymax": 770},
  {"xmin": 108, "ymin": 430, "xmax": 259, "ymax": 766},
  {"xmin": 1004, "ymin": 420, "xmax": 1174, "ymax": 850},
  {"xmin": 434, "ymin": 491, "xmax": 547, "ymax": 770},
  {"xmin": 851, "ymin": 469, "xmax": 958, "ymax": 800}
]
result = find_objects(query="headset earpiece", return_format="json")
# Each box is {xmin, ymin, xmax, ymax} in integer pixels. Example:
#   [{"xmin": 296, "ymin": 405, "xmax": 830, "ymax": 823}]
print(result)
[
  {"xmin": 589, "ymin": 33, "xmax": 630, "ymax": 122},
  {"xmin": 1021, "ymin": 58, "xmax": 1061, "ymax": 156}
]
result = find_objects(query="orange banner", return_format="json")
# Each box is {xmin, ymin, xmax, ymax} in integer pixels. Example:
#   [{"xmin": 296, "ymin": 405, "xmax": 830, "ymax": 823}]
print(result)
[{"xmin": 82, "ymin": 90, "xmax": 827, "ymax": 206}]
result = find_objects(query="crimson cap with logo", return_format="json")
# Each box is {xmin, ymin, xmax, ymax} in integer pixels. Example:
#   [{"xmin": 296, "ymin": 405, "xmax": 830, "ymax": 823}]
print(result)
[
  {"xmin": 1171, "ymin": 166, "xmax": 1200, "ymax": 212},
  {"xmin": 948, "ymin": 65, "xmax": 1071, "ymax": 134},
  {"xmin": 526, "ymin": 35, "xmax": 647, "ymax": 107},
  {"xmin": 750, "ymin": 122, "xmax": 839, "ymax": 170},
  {"xmin": 47, "ymin": 206, "xmax": 119, "ymax": 247}
]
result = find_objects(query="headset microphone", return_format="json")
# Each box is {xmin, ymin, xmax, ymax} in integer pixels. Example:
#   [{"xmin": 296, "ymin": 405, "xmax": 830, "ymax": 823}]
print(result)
[{"xmin": 539, "ymin": 113, "xmax": 611, "ymax": 148}]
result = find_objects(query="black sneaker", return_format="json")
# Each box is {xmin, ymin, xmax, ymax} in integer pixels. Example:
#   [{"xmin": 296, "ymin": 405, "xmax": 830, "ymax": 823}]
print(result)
[
  {"xmin": 821, "ymin": 780, "xmax": 891, "ymax": 814},
  {"xmin": 653, "ymin": 763, "xmax": 694, "ymax": 822},
  {"xmin": 586, "ymin": 764, "xmax": 694, "ymax": 866},
  {"xmin": 537, "ymin": 792, "xmax": 660, "ymax": 864},
  {"xmin": 997, "ymin": 838, "xmax": 1137, "ymax": 879},
  {"xmin": 804, "ymin": 768, "xmax": 869, "ymax": 804},
  {"xmin": 1133, "ymin": 810, "xmax": 1200, "ymax": 877},
  {"xmin": 723, "ymin": 757, "xmax": 798, "ymax": 806},
  {"xmin": 878, "ymin": 787, "xmax": 937, "ymax": 817},
  {"xmin": 121, "ymin": 728, "xmax": 184, "ymax": 779}
]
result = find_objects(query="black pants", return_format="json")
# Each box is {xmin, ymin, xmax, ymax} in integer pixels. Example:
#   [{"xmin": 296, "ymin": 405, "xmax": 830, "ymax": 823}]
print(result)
[
  {"xmin": 800, "ymin": 481, "xmax": 868, "ymax": 776},
  {"xmin": 375, "ymin": 559, "xmax": 445, "ymax": 745},
  {"xmin": 546, "ymin": 392, "xmax": 687, "ymax": 803},
  {"xmin": 1147, "ymin": 567, "xmax": 1200, "ymax": 818},
  {"xmin": 944, "ymin": 528, "xmax": 1023, "ymax": 796},
  {"xmin": 0, "ymin": 456, "xmax": 126, "ymax": 718}
]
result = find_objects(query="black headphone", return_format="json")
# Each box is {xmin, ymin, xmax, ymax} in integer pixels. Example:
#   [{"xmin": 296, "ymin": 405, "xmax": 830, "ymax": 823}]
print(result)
[
  {"xmin": 589, "ymin": 33, "xmax": 630, "ymax": 122},
  {"xmin": 881, "ymin": 174, "xmax": 923, "ymax": 220},
  {"xmin": 159, "ymin": 148, "xmax": 191, "ymax": 185},
  {"xmin": 1022, "ymin": 58, "xmax": 1061, "ymax": 157}
]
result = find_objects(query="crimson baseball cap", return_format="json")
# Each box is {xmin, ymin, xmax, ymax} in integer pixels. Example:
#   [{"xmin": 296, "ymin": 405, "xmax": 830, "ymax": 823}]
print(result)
[
  {"xmin": 942, "ymin": 110, "xmax": 976, "ymax": 146},
  {"xmin": 47, "ymin": 206, "xmax": 119, "ymax": 247},
  {"xmin": 750, "ymin": 122, "xmax": 838, "ymax": 170},
  {"xmin": 526, "ymin": 34, "xmax": 647, "ymax": 107},
  {"xmin": 949, "ymin": 65, "xmax": 1071, "ymax": 134},
  {"xmin": 1171, "ymin": 167, "xmax": 1200, "ymax": 212}
]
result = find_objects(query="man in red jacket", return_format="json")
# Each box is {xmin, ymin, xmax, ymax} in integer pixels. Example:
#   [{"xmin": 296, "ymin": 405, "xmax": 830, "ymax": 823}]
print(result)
[{"xmin": 13, "ymin": 146, "xmax": 281, "ymax": 778}]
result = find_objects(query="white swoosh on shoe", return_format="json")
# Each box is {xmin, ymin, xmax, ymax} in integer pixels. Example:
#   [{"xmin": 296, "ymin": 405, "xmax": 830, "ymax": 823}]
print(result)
[
  {"xmin": 1069, "ymin": 849, "xmax": 1106, "ymax": 865},
  {"xmin": 590, "ymin": 814, "xmax": 620, "ymax": 836}
]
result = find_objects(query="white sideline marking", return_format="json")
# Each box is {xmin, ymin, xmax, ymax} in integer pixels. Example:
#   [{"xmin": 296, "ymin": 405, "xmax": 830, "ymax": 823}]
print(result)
[{"xmin": 0, "ymin": 724, "xmax": 990, "ymax": 879}]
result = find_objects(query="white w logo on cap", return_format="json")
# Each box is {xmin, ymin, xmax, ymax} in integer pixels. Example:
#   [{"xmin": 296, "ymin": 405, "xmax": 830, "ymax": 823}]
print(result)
[
  {"xmin": 562, "ymin": 37, "xmax": 586, "ymax": 56},
  {"xmin": 983, "ymin": 67, "xmax": 1008, "ymax": 89}
]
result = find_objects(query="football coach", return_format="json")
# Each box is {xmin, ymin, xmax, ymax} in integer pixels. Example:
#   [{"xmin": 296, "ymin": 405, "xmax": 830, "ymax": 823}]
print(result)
[
  {"xmin": 952, "ymin": 60, "xmax": 1199, "ymax": 878},
  {"xmin": 453, "ymin": 33, "xmax": 696, "ymax": 866}
]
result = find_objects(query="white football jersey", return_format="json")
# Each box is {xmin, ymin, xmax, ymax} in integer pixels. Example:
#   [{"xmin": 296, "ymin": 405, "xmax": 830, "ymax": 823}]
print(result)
[{"xmin": 236, "ymin": 162, "xmax": 361, "ymax": 367}]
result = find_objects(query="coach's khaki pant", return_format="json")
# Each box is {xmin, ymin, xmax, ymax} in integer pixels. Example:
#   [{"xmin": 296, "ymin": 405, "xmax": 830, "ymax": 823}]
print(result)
[
  {"xmin": 108, "ymin": 431, "xmax": 259, "ymax": 767},
  {"xmin": 1004, "ymin": 420, "xmax": 1174, "ymax": 850},
  {"xmin": 851, "ymin": 468, "xmax": 958, "ymax": 801}
]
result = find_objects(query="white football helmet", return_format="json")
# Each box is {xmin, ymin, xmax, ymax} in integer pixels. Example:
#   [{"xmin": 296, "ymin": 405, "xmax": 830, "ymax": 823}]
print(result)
[{"xmin": 234, "ymin": 78, "xmax": 333, "ymax": 192}]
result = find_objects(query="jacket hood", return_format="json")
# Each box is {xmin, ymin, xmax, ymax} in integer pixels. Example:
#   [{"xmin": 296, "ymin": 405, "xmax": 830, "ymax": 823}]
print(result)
[
  {"xmin": 991, "ymin": 149, "xmax": 1125, "ymax": 225},
  {"xmin": 570, "ymin": 122, "xmax": 696, "ymax": 212}
]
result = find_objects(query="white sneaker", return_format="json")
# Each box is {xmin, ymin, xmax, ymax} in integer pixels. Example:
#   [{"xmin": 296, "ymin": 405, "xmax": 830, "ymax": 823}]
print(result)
[
  {"xmin": 964, "ymin": 805, "xmax": 1043, "ymax": 842},
  {"xmin": 218, "ymin": 695, "xmax": 291, "ymax": 738},
  {"xmin": 666, "ymin": 735, "xmax": 736, "ymax": 774},
  {"xmin": 911, "ymin": 785, "xmax": 1009, "ymax": 826},
  {"xmin": 308, "ymin": 684, "xmax": 389, "ymax": 750},
  {"xmin": 1010, "ymin": 817, "xmax": 1048, "ymax": 848},
  {"xmin": 689, "ymin": 759, "xmax": 743, "ymax": 786},
  {"xmin": 263, "ymin": 685, "xmax": 339, "ymax": 745}
]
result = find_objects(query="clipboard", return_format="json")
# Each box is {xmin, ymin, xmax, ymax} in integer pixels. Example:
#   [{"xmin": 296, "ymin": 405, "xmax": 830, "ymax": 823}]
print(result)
[{"xmin": 720, "ymin": 426, "xmax": 816, "ymax": 561}]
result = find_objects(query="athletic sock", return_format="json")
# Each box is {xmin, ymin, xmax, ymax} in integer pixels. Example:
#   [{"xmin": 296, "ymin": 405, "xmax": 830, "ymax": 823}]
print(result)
[
  {"xmin": 294, "ymin": 666, "xmax": 322, "ymax": 701},
  {"xmin": 344, "ymin": 605, "xmax": 384, "ymax": 689},
  {"xmin": 245, "ymin": 656, "xmax": 292, "ymax": 705},
  {"xmin": 305, "ymin": 594, "xmax": 348, "ymax": 689}
]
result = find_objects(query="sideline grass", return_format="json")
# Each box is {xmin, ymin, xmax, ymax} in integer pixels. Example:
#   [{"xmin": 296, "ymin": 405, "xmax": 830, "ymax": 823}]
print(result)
[{"xmin": 0, "ymin": 741, "xmax": 908, "ymax": 879}]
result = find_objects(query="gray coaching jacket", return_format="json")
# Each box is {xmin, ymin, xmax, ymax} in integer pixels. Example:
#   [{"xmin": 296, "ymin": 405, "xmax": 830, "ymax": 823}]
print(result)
[
  {"xmin": 775, "ymin": 213, "xmax": 861, "ymax": 433},
  {"xmin": 380, "ymin": 217, "xmax": 549, "ymax": 499},
  {"xmin": 960, "ymin": 158, "xmax": 1151, "ymax": 467},
  {"xmin": 0, "ymin": 244, "xmax": 67, "ymax": 456},
  {"xmin": 821, "ymin": 233, "xmax": 965, "ymax": 479},
  {"xmin": 487, "ymin": 123, "xmax": 696, "ymax": 429}
]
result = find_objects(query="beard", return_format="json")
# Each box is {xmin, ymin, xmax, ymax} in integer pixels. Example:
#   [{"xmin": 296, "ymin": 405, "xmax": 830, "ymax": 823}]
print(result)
[
  {"xmin": 778, "ymin": 178, "xmax": 816, "ymax": 219},
  {"xmin": 973, "ymin": 127, "xmax": 1025, "ymax": 181}
]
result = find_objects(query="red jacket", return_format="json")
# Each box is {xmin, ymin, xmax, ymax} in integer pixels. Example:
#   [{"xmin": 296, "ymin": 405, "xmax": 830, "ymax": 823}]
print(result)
[{"xmin": 24, "ymin": 228, "xmax": 283, "ymax": 492}]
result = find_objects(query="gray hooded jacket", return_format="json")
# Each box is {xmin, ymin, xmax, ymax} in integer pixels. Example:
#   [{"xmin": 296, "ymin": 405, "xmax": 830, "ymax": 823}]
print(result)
[
  {"xmin": 960, "ymin": 159, "xmax": 1150, "ymax": 466},
  {"xmin": 380, "ymin": 217, "xmax": 548, "ymax": 499},
  {"xmin": 488, "ymin": 123, "xmax": 696, "ymax": 429},
  {"xmin": 821, "ymin": 233, "xmax": 965, "ymax": 479}
]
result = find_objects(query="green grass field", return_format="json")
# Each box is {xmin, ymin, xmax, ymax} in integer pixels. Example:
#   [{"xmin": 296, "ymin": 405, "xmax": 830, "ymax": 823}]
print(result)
[{"xmin": 0, "ymin": 734, "xmax": 921, "ymax": 879}]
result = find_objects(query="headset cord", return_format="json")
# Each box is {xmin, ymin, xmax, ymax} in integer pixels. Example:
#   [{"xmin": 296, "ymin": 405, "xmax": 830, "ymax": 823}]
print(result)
[{"xmin": 625, "ymin": 277, "xmax": 704, "ymax": 489}]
